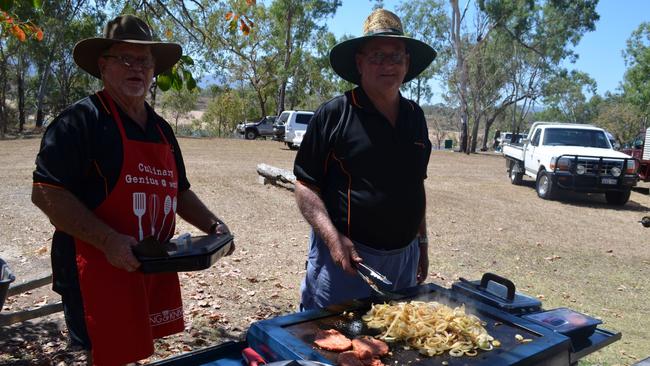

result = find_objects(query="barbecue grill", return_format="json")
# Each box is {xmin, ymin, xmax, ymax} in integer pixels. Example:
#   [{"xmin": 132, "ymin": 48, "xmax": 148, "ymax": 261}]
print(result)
[{"xmin": 151, "ymin": 273, "xmax": 620, "ymax": 366}]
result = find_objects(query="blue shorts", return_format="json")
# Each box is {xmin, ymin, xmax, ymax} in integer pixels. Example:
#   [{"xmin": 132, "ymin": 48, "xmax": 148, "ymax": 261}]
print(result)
[{"xmin": 300, "ymin": 230, "xmax": 419, "ymax": 310}]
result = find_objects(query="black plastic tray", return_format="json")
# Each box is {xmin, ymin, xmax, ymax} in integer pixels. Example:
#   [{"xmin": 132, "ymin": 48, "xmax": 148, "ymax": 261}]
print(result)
[{"xmin": 138, "ymin": 234, "xmax": 234, "ymax": 273}]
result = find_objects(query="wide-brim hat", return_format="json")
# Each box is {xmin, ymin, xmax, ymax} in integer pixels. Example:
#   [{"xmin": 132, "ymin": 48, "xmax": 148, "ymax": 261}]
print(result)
[
  {"xmin": 73, "ymin": 14, "xmax": 182, "ymax": 79},
  {"xmin": 329, "ymin": 9, "xmax": 436, "ymax": 85}
]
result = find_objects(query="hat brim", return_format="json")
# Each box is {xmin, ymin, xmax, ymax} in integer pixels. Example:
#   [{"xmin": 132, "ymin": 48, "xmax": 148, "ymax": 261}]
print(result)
[
  {"xmin": 329, "ymin": 35, "xmax": 436, "ymax": 85},
  {"xmin": 73, "ymin": 38, "xmax": 182, "ymax": 79}
]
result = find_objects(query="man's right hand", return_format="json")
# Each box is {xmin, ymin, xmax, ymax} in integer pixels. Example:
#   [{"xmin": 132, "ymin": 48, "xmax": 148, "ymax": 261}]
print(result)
[
  {"xmin": 328, "ymin": 233, "xmax": 362, "ymax": 275},
  {"xmin": 103, "ymin": 232, "xmax": 141, "ymax": 272}
]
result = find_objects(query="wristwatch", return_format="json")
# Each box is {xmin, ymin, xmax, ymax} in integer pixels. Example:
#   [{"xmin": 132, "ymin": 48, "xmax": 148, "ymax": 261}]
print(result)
[{"xmin": 418, "ymin": 236, "xmax": 428, "ymax": 245}]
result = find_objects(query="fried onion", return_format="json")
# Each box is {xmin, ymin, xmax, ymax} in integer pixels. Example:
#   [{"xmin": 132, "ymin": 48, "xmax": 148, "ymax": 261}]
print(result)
[{"xmin": 361, "ymin": 301, "xmax": 497, "ymax": 358}]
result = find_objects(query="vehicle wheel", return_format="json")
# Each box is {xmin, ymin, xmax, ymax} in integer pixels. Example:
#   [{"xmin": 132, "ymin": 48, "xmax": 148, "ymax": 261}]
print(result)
[
  {"xmin": 245, "ymin": 130, "xmax": 257, "ymax": 140},
  {"xmin": 605, "ymin": 190, "xmax": 631, "ymax": 205},
  {"xmin": 509, "ymin": 162, "xmax": 523, "ymax": 185},
  {"xmin": 536, "ymin": 171, "xmax": 555, "ymax": 200}
]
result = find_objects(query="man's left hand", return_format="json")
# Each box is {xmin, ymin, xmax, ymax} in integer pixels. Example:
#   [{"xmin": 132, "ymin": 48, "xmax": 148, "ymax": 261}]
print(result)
[{"xmin": 210, "ymin": 222, "xmax": 235, "ymax": 256}]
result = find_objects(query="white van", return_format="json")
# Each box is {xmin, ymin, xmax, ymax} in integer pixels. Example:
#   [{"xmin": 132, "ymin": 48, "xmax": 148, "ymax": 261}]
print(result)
[{"xmin": 278, "ymin": 110, "xmax": 314, "ymax": 150}]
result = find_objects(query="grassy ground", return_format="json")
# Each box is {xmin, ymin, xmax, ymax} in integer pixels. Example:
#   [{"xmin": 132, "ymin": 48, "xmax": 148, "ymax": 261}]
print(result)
[{"xmin": 0, "ymin": 137, "xmax": 648, "ymax": 365}]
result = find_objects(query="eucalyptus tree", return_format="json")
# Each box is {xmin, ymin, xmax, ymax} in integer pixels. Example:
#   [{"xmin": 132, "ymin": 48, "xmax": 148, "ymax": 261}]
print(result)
[
  {"xmin": 449, "ymin": 0, "xmax": 470, "ymax": 152},
  {"xmin": 0, "ymin": 0, "xmax": 44, "ymax": 134},
  {"xmin": 593, "ymin": 93, "xmax": 644, "ymax": 144},
  {"xmin": 25, "ymin": 0, "xmax": 105, "ymax": 127},
  {"xmin": 449, "ymin": 0, "xmax": 599, "ymax": 153},
  {"xmin": 538, "ymin": 69, "xmax": 597, "ymax": 124},
  {"xmin": 396, "ymin": 0, "xmax": 449, "ymax": 105},
  {"xmin": 212, "ymin": 2, "xmax": 280, "ymax": 117},
  {"xmin": 284, "ymin": 28, "xmax": 340, "ymax": 111},
  {"xmin": 622, "ymin": 22, "xmax": 650, "ymax": 128},
  {"xmin": 269, "ymin": 0, "xmax": 340, "ymax": 115}
]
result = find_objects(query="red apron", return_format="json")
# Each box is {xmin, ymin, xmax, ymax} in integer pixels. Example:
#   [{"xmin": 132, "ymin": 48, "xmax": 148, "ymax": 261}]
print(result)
[{"xmin": 74, "ymin": 91, "xmax": 184, "ymax": 365}]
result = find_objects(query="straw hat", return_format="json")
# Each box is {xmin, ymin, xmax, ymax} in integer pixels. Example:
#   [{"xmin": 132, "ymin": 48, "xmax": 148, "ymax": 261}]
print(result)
[
  {"xmin": 73, "ymin": 14, "xmax": 182, "ymax": 79},
  {"xmin": 329, "ymin": 9, "xmax": 436, "ymax": 85}
]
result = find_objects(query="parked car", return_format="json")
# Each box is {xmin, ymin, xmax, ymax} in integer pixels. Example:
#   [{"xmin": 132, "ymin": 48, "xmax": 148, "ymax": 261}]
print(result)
[
  {"xmin": 237, "ymin": 115, "xmax": 277, "ymax": 140},
  {"xmin": 272, "ymin": 121, "xmax": 285, "ymax": 141},
  {"xmin": 277, "ymin": 110, "xmax": 314, "ymax": 149},
  {"xmin": 495, "ymin": 131, "xmax": 527, "ymax": 152},
  {"xmin": 502, "ymin": 122, "xmax": 638, "ymax": 205},
  {"xmin": 621, "ymin": 127, "xmax": 650, "ymax": 182}
]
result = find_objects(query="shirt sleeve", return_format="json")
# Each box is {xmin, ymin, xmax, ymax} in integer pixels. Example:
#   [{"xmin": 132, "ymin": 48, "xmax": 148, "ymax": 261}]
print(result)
[
  {"xmin": 33, "ymin": 105, "xmax": 93, "ymax": 195},
  {"xmin": 293, "ymin": 104, "xmax": 332, "ymax": 190}
]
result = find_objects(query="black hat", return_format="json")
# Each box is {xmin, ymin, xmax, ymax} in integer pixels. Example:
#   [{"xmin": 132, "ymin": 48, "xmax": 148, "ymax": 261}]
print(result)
[
  {"xmin": 73, "ymin": 14, "xmax": 182, "ymax": 79},
  {"xmin": 329, "ymin": 9, "xmax": 436, "ymax": 85}
]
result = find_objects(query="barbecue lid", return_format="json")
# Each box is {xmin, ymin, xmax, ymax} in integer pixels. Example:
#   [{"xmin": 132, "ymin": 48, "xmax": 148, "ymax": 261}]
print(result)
[{"xmin": 452, "ymin": 273, "xmax": 542, "ymax": 314}]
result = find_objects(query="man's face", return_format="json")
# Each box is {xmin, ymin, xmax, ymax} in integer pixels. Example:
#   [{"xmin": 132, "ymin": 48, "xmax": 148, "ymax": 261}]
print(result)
[
  {"xmin": 355, "ymin": 38, "xmax": 409, "ymax": 94},
  {"xmin": 98, "ymin": 43, "xmax": 155, "ymax": 99}
]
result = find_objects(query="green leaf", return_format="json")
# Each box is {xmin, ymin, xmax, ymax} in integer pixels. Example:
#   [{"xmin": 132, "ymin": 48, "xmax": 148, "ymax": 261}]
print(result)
[
  {"xmin": 186, "ymin": 76, "xmax": 197, "ymax": 91},
  {"xmin": 157, "ymin": 71, "xmax": 172, "ymax": 91},
  {"xmin": 0, "ymin": 0, "xmax": 14, "ymax": 11},
  {"xmin": 32, "ymin": 0, "xmax": 42, "ymax": 9},
  {"xmin": 171, "ymin": 71, "xmax": 183, "ymax": 91},
  {"xmin": 180, "ymin": 55, "xmax": 194, "ymax": 66},
  {"xmin": 182, "ymin": 70, "xmax": 192, "ymax": 81}
]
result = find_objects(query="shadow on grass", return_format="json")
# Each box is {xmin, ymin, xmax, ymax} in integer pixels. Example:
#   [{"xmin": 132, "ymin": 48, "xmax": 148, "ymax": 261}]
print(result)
[
  {"xmin": 0, "ymin": 318, "xmax": 86, "ymax": 366},
  {"xmin": 517, "ymin": 179, "xmax": 650, "ymax": 212}
]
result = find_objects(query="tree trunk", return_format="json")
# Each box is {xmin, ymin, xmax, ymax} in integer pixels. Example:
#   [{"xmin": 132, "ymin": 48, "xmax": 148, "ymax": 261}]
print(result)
[
  {"xmin": 17, "ymin": 54, "xmax": 26, "ymax": 133},
  {"xmin": 0, "ymin": 45, "xmax": 7, "ymax": 138},
  {"xmin": 35, "ymin": 48, "xmax": 56, "ymax": 128},
  {"xmin": 451, "ymin": 0, "xmax": 469, "ymax": 153},
  {"xmin": 276, "ymin": 8, "xmax": 294, "ymax": 115},
  {"xmin": 481, "ymin": 116, "xmax": 493, "ymax": 151},
  {"xmin": 470, "ymin": 103, "xmax": 481, "ymax": 154}
]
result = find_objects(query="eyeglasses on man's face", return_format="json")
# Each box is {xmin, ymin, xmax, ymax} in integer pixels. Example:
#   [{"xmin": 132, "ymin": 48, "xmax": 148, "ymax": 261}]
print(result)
[
  {"xmin": 362, "ymin": 51, "xmax": 408, "ymax": 65},
  {"xmin": 102, "ymin": 54, "xmax": 155, "ymax": 70}
]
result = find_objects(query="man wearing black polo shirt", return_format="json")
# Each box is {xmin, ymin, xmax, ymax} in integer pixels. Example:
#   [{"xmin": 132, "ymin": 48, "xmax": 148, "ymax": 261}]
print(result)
[
  {"xmin": 294, "ymin": 9, "xmax": 436, "ymax": 310},
  {"xmin": 31, "ymin": 15, "xmax": 232, "ymax": 365}
]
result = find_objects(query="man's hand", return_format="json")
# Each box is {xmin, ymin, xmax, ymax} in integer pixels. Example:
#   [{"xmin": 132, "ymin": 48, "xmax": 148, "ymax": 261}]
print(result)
[
  {"xmin": 416, "ymin": 245, "xmax": 429, "ymax": 284},
  {"xmin": 328, "ymin": 233, "xmax": 362, "ymax": 275},
  {"xmin": 210, "ymin": 222, "xmax": 235, "ymax": 256},
  {"xmin": 103, "ymin": 232, "xmax": 141, "ymax": 272}
]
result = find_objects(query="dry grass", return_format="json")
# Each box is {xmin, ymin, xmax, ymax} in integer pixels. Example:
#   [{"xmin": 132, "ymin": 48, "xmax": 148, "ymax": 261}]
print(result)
[{"xmin": 0, "ymin": 137, "xmax": 649, "ymax": 365}]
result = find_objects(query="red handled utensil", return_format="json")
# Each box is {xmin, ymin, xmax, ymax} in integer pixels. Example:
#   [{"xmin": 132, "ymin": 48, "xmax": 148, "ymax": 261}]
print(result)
[{"xmin": 242, "ymin": 347, "xmax": 267, "ymax": 366}]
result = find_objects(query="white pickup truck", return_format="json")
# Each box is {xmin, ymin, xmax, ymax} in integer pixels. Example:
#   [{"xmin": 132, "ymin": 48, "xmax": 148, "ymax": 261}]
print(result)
[{"xmin": 503, "ymin": 122, "xmax": 638, "ymax": 205}]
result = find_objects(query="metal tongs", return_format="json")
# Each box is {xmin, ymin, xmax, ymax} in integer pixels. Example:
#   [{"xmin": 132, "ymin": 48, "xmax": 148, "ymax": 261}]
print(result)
[{"xmin": 356, "ymin": 262, "xmax": 399, "ymax": 299}]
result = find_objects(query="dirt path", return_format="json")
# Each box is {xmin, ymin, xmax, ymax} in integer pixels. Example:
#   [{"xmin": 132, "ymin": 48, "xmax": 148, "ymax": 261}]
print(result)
[{"xmin": 1, "ymin": 137, "xmax": 649, "ymax": 365}]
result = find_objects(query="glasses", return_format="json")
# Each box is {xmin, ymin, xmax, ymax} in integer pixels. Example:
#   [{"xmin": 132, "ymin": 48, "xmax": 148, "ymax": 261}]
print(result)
[
  {"xmin": 362, "ymin": 51, "xmax": 407, "ymax": 65},
  {"xmin": 102, "ymin": 54, "xmax": 155, "ymax": 69}
]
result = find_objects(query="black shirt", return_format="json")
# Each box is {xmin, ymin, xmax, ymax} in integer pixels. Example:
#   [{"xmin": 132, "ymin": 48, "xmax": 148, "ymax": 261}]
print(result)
[
  {"xmin": 33, "ymin": 93, "xmax": 190, "ymax": 207},
  {"xmin": 294, "ymin": 87, "xmax": 432, "ymax": 250},
  {"xmin": 33, "ymin": 94, "xmax": 190, "ymax": 294}
]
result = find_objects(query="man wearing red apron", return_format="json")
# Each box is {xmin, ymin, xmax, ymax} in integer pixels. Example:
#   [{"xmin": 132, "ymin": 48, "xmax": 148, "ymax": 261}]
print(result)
[{"xmin": 32, "ymin": 15, "xmax": 233, "ymax": 365}]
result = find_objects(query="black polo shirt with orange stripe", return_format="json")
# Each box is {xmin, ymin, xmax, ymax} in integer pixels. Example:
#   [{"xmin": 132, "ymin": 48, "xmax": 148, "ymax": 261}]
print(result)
[{"xmin": 294, "ymin": 87, "xmax": 431, "ymax": 250}]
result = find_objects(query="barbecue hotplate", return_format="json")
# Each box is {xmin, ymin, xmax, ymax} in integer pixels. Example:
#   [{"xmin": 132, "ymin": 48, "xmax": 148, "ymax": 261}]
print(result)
[{"xmin": 247, "ymin": 283, "xmax": 575, "ymax": 366}]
